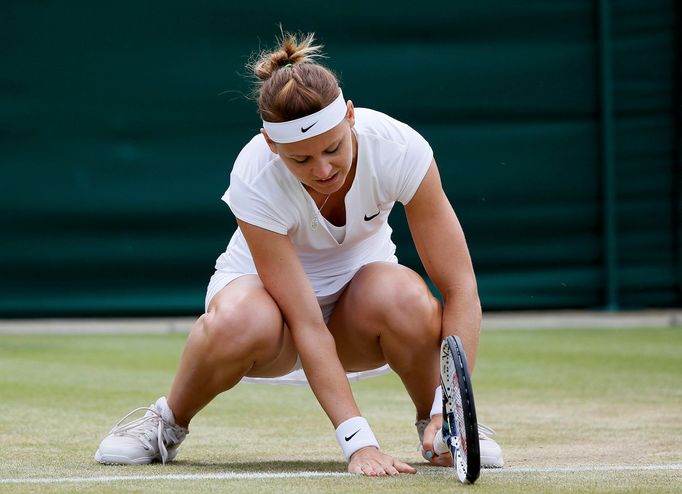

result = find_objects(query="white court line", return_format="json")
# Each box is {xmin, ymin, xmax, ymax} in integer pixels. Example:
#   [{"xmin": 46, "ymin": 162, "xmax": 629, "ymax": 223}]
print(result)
[
  {"xmin": 485, "ymin": 464, "xmax": 682, "ymax": 474},
  {"xmin": 1, "ymin": 464, "xmax": 680, "ymax": 484},
  {"xmin": 0, "ymin": 471, "xmax": 348, "ymax": 484}
]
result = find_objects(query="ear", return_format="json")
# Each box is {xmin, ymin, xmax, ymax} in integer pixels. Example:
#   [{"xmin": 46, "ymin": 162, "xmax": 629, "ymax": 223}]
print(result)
[
  {"xmin": 260, "ymin": 128, "xmax": 278, "ymax": 154},
  {"xmin": 345, "ymin": 100, "xmax": 355, "ymax": 128}
]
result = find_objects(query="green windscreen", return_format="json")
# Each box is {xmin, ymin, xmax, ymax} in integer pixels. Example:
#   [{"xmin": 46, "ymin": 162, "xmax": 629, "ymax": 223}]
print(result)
[{"xmin": 1, "ymin": 1, "xmax": 679, "ymax": 316}]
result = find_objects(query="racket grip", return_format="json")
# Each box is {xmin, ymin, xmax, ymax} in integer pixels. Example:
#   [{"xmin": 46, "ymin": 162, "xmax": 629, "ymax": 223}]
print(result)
[{"xmin": 433, "ymin": 429, "xmax": 450, "ymax": 456}]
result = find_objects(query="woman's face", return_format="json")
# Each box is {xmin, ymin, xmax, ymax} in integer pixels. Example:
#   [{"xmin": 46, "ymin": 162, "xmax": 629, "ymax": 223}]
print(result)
[{"xmin": 262, "ymin": 101, "xmax": 356, "ymax": 196}]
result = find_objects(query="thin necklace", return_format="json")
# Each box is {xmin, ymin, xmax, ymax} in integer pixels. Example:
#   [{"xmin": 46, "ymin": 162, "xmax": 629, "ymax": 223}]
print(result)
[
  {"xmin": 306, "ymin": 189, "xmax": 332, "ymax": 231},
  {"xmin": 318, "ymin": 193, "xmax": 331, "ymax": 212}
]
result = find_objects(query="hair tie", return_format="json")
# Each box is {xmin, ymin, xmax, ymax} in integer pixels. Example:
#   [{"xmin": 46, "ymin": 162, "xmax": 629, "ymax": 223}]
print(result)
[{"xmin": 283, "ymin": 63, "xmax": 292, "ymax": 69}]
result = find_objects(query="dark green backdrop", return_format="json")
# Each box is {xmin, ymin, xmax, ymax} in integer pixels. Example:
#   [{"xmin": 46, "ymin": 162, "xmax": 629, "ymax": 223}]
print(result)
[{"xmin": 1, "ymin": 1, "xmax": 680, "ymax": 316}]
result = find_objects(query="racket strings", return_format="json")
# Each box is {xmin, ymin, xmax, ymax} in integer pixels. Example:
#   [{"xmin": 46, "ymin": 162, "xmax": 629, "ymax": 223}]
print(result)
[{"xmin": 452, "ymin": 370, "xmax": 468, "ymax": 461}]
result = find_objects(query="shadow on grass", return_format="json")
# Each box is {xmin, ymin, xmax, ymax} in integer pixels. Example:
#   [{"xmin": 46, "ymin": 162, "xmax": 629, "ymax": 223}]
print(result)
[
  {"xmin": 172, "ymin": 460, "xmax": 347, "ymax": 473},
  {"xmin": 171, "ymin": 460, "xmax": 444, "ymax": 475},
  {"xmin": 90, "ymin": 460, "xmax": 447, "ymax": 480}
]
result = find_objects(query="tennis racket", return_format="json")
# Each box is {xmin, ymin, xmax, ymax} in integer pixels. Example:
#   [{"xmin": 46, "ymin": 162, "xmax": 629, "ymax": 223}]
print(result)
[{"xmin": 434, "ymin": 335, "xmax": 480, "ymax": 484}]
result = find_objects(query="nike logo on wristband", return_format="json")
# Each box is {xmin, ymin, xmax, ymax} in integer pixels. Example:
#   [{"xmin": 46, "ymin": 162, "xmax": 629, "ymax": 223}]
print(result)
[
  {"xmin": 364, "ymin": 211, "xmax": 380, "ymax": 221},
  {"xmin": 301, "ymin": 122, "xmax": 317, "ymax": 133},
  {"xmin": 344, "ymin": 429, "xmax": 361, "ymax": 441}
]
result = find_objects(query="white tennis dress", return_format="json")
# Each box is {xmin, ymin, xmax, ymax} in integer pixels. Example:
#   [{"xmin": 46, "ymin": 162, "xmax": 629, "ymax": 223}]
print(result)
[{"xmin": 207, "ymin": 108, "xmax": 433, "ymax": 385}]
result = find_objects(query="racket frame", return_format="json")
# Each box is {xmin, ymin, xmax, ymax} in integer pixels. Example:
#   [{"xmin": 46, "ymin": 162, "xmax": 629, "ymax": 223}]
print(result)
[{"xmin": 440, "ymin": 335, "xmax": 481, "ymax": 484}]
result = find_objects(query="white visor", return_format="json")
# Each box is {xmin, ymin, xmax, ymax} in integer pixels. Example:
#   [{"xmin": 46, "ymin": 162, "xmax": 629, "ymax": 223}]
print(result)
[{"xmin": 262, "ymin": 91, "xmax": 347, "ymax": 143}]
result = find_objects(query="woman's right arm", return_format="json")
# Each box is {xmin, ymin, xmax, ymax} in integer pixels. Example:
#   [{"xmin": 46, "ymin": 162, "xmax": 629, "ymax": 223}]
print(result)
[
  {"xmin": 238, "ymin": 219, "xmax": 359, "ymax": 425},
  {"xmin": 238, "ymin": 219, "xmax": 415, "ymax": 475}
]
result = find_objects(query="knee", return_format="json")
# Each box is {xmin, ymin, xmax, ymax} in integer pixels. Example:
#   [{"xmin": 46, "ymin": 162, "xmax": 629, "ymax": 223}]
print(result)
[
  {"xmin": 196, "ymin": 295, "xmax": 283, "ymax": 356},
  {"xmin": 356, "ymin": 266, "xmax": 441, "ymax": 341},
  {"xmin": 385, "ymin": 278, "xmax": 441, "ymax": 341}
]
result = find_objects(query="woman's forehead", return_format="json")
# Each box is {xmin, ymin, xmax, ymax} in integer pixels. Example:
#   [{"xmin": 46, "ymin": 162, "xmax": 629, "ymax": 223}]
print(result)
[{"xmin": 278, "ymin": 122, "xmax": 346, "ymax": 155}]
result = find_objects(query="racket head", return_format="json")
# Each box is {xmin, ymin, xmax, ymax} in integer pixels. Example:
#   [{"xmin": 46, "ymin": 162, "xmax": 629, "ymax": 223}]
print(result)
[{"xmin": 440, "ymin": 335, "xmax": 480, "ymax": 484}]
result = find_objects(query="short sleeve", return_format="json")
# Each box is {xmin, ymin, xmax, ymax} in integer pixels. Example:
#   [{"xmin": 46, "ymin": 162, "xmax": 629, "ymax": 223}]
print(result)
[
  {"xmin": 391, "ymin": 121, "xmax": 434, "ymax": 204},
  {"xmin": 224, "ymin": 173, "xmax": 292, "ymax": 235}
]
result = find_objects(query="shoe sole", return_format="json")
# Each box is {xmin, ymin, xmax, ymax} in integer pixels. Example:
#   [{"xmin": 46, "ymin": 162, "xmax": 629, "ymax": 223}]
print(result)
[
  {"xmin": 481, "ymin": 454, "xmax": 504, "ymax": 468},
  {"xmin": 95, "ymin": 449, "xmax": 178, "ymax": 465},
  {"xmin": 95, "ymin": 449, "xmax": 155, "ymax": 465}
]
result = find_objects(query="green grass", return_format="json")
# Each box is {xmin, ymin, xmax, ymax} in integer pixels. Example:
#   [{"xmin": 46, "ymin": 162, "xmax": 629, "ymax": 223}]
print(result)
[{"xmin": 1, "ymin": 327, "xmax": 681, "ymax": 493}]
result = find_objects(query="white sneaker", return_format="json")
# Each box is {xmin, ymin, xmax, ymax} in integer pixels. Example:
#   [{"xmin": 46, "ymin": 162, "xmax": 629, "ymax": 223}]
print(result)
[
  {"xmin": 416, "ymin": 420, "xmax": 504, "ymax": 468},
  {"xmin": 95, "ymin": 397, "xmax": 188, "ymax": 465},
  {"xmin": 478, "ymin": 423, "xmax": 504, "ymax": 468}
]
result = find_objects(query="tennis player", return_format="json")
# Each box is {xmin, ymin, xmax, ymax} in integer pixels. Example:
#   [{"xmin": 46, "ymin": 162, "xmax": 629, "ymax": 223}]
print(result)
[{"xmin": 95, "ymin": 32, "xmax": 503, "ymax": 476}]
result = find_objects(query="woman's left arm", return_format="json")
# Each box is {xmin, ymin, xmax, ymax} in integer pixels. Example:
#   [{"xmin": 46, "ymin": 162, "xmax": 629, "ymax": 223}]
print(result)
[{"xmin": 404, "ymin": 159, "xmax": 482, "ymax": 372}]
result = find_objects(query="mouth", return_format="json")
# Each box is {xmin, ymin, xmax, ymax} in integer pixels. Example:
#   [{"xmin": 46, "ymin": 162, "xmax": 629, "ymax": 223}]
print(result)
[{"xmin": 316, "ymin": 172, "xmax": 339, "ymax": 185}]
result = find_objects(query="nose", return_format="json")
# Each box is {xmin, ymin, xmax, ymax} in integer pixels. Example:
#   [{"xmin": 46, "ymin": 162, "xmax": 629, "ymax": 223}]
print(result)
[{"xmin": 311, "ymin": 160, "xmax": 333, "ymax": 180}]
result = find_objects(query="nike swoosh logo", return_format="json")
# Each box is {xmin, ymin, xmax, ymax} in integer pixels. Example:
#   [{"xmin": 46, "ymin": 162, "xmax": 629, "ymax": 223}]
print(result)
[
  {"xmin": 344, "ymin": 429, "xmax": 361, "ymax": 441},
  {"xmin": 364, "ymin": 211, "xmax": 380, "ymax": 221},
  {"xmin": 301, "ymin": 122, "xmax": 317, "ymax": 133}
]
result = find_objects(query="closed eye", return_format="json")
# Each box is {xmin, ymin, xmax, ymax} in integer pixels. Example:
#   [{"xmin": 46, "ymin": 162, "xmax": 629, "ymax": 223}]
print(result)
[{"xmin": 288, "ymin": 139, "xmax": 341, "ymax": 163}]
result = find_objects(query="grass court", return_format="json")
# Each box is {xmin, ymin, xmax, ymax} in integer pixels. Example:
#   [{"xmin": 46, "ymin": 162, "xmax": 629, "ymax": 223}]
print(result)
[{"xmin": 1, "ymin": 325, "xmax": 680, "ymax": 493}]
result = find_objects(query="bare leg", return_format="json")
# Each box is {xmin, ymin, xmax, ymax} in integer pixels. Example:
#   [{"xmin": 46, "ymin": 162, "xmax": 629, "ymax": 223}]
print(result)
[
  {"xmin": 328, "ymin": 263, "xmax": 443, "ymax": 420},
  {"xmin": 167, "ymin": 275, "xmax": 298, "ymax": 428}
]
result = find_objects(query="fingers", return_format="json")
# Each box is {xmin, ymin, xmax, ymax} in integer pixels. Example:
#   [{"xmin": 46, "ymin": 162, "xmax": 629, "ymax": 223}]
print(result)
[
  {"xmin": 421, "ymin": 415, "xmax": 443, "ymax": 462},
  {"xmin": 350, "ymin": 459, "xmax": 389, "ymax": 477},
  {"xmin": 364, "ymin": 461, "xmax": 385, "ymax": 477},
  {"xmin": 392, "ymin": 458, "xmax": 417, "ymax": 474},
  {"xmin": 347, "ymin": 448, "xmax": 416, "ymax": 476},
  {"xmin": 422, "ymin": 416, "xmax": 441, "ymax": 453},
  {"xmin": 420, "ymin": 445, "xmax": 453, "ymax": 466},
  {"xmin": 428, "ymin": 451, "xmax": 452, "ymax": 467}
]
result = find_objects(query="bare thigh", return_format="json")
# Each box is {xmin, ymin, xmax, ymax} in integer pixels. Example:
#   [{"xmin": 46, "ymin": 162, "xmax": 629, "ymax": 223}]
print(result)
[
  {"xmin": 207, "ymin": 275, "xmax": 299, "ymax": 378},
  {"xmin": 327, "ymin": 262, "xmax": 441, "ymax": 372}
]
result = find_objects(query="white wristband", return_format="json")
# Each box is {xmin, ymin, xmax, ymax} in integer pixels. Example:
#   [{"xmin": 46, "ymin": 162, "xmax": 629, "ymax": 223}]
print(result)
[
  {"xmin": 335, "ymin": 416, "xmax": 379, "ymax": 461},
  {"xmin": 430, "ymin": 385, "xmax": 443, "ymax": 418}
]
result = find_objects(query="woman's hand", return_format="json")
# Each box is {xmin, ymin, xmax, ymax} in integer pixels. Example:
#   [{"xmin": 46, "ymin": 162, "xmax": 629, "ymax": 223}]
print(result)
[
  {"xmin": 348, "ymin": 446, "xmax": 416, "ymax": 476},
  {"xmin": 420, "ymin": 415, "xmax": 453, "ymax": 467}
]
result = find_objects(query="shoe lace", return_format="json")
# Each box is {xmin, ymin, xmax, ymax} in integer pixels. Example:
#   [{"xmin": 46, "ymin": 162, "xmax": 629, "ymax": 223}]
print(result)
[
  {"xmin": 478, "ymin": 423, "xmax": 496, "ymax": 439},
  {"xmin": 109, "ymin": 406, "xmax": 182, "ymax": 464}
]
